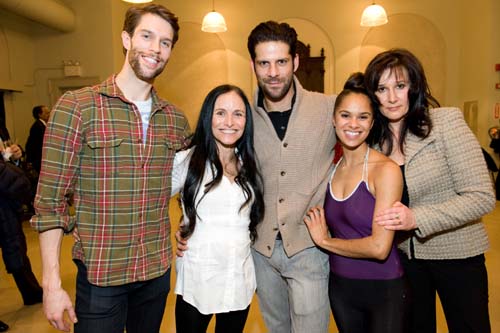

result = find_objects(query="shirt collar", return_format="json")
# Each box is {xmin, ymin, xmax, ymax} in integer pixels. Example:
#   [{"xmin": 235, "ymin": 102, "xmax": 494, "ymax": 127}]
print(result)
[{"xmin": 97, "ymin": 75, "xmax": 170, "ymax": 112}]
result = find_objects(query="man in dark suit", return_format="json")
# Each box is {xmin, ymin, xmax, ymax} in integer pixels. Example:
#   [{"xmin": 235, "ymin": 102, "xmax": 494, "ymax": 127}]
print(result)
[{"xmin": 25, "ymin": 105, "xmax": 50, "ymax": 173}]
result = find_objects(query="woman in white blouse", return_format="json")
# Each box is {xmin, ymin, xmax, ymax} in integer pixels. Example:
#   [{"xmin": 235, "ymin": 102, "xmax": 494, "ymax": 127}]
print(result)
[{"xmin": 171, "ymin": 84, "xmax": 265, "ymax": 333}]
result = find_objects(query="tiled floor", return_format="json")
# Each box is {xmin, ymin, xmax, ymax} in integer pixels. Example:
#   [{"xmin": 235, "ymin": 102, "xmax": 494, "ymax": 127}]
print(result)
[{"xmin": 1, "ymin": 201, "xmax": 499, "ymax": 333}]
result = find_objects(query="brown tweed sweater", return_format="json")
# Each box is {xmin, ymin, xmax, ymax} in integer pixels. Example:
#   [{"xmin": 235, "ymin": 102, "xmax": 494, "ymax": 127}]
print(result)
[
  {"xmin": 400, "ymin": 107, "xmax": 495, "ymax": 259},
  {"xmin": 252, "ymin": 77, "xmax": 336, "ymax": 257}
]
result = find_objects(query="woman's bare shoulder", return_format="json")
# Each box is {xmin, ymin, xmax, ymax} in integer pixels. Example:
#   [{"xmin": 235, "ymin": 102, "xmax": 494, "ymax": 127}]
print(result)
[{"xmin": 368, "ymin": 149, "xmax": 402, "ymax": 180}]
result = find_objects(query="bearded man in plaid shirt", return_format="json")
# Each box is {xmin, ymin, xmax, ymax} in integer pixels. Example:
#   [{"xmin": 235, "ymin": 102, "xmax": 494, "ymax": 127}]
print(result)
[{"xmin": 31, "ymin": 4, "xmax": 190, "ymax": 333}]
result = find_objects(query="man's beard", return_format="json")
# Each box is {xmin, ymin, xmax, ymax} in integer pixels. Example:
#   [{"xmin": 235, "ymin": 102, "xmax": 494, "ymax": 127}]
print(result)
[
  {"xmin": 128, "ymin": 48, "xmax": 166, "ymax": 83},
  {"xmin": 258, "ymin": 75, "xmax": 293, "ymax": 102}
]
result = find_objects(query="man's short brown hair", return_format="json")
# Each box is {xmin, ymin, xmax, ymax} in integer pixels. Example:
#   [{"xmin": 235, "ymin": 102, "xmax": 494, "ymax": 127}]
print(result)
[{"xmin": 122, "ymin": 4, "xmax": 179, "ymax": 54}]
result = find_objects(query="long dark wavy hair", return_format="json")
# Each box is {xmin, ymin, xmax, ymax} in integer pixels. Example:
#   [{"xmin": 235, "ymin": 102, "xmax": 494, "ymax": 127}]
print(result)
[
  {"xmin": 364, "ymin": 48, "xmax": 440, "ymax": 155},
  {"xmin": 180, "ymin": 84, "xmax": 265, "ymax": 241}
]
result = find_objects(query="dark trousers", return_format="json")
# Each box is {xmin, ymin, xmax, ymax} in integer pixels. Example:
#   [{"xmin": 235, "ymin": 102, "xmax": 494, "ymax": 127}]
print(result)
[
  {"xmin": 74, "ymin": 260, "xmax": 170, "ymax": 333},
  {"xmin": 0, "ymin": 200, "xmax": 42, "ymax": 305},
  {"xmin": 175, "ymin": 295, "xmax": 250, "ymax": 333},
  {"xmin": 400, "ymin": 253, "xmax": 490, "ymax": 333},
  {"xmin": 329, "ymin": 273, "xmax": 409, "ymax": 333},
  {"xmin": 0, "ymin": 201, "xmax": 29, "ymax": 273}
]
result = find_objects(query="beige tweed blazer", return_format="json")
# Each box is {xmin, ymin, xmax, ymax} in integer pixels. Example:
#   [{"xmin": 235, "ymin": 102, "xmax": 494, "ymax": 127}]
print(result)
[{"xmin": 399, "ymin": 107, "xmax": 495, "ymax": 259}]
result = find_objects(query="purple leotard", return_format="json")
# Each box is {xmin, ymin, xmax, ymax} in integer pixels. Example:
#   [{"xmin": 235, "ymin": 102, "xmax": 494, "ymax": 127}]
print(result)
[{"xmin": 324, "ymin": 149, "xmax": 403, "ymax": 280}]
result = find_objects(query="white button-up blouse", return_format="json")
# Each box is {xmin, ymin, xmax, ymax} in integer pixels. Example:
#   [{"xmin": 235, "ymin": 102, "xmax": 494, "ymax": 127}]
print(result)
[{"xmin": 171, "ymin": 148, "xmax": 256, "ymax": 314}]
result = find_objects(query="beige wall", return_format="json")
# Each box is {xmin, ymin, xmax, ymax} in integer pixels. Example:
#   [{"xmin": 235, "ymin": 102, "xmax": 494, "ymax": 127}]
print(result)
[
  {"xmin": 0, "ymin": 0, "xmax": 114, "ymax": 145},
  {"xmin": 0, "ymin": 7, "xmax": 36, "ymax": 143},
  {"xmin": 458, "ymin": 0, "xmax": 500, "ymax": 163},
  {"xmin": 0, "ymin": 0, "xmax": 498, "ymax": 156}
]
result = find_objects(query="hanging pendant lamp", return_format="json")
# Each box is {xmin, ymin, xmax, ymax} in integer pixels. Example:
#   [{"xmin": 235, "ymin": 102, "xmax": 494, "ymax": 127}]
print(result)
[
  {"xmin": 121, "ymin": 0, "xmax": 153, "ymax": 3},
  {"xmin": 360, "ymin": 2, "xmax": 388, "ymax": 27},
  {"xmin": 202, "ymin": 0, "xmax": 227, "ymax": 32}
]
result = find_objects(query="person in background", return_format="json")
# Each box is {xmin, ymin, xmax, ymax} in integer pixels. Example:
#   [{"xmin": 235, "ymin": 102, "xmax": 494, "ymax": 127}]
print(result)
[
  {"xmin": 0, "ymin": 147, "xmax": 43, "ymax": 333},
  {"xmin": 366, "ymin": 48, "xmax": 495, "ymax": 333},
  {"xmin": 0, "ymin": 156, "xmax": 30, "ymax": 333},
  {"xmin": 0, "ymin": 126, "xmax": 22, "ymax": 164},
  {"xmin": 24, "ymin": 105, "xmax": 51, "ymax": 213},
  {"xmin": 489, "ymin": 126, "xmax": 500, "ymax": 199},
  {"xmin": 303, "ymin": 72, "xmax": 407, "ymax": 333},
  {"xmin": 25, "ymin": 105, "xmax": 50, "ymax": 174},
  {"xmin": 30, "ymin": 4, "xmax": 190, "ymax": 333},
  {"xmin": 172, "ymin": 84, "xmax": 264, "ymax": 333},
  {"xmin": 0, "ymin": 125, "xmax": 43, "ymax": 308}
]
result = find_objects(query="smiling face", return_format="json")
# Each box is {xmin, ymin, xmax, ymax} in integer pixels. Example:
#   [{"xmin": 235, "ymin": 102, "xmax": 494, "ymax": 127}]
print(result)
[
  {"xmin": 374, "ymin": 67, "xmax": 411, "ymax": 123},
  {"xmin": 333, "ymin": 93, "xmax": 374, "ymax": 150},
  {"xmin": 122, "ymin": 13, "xmax": 174, "ymax": 83},
  {"xmin": 252, "ymin": 41, "xmax": 298, "ymax": 103},
  {"xmin": 211, "ymin": 91, "xmax": 247, "ymax": 149}
]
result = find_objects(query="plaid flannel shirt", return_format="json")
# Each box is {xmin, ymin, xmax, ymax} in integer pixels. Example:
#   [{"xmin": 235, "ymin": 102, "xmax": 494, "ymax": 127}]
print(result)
[{"xmin": 31, "ymin": 75, "xmax": 190, "ymax": 286}]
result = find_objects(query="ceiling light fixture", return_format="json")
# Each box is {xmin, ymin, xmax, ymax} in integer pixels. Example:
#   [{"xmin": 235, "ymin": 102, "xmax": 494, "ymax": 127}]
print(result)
[
  {"xmin": 201, "ymin": 0, "xmax": 227, "ymax": 33},
  {"xmin": 360, "ymin": 2, "xmax": 388, "ymax": 27},
  {"xmin": 121, "ymin": 0, "xmax": 153, "ymax": 4}
]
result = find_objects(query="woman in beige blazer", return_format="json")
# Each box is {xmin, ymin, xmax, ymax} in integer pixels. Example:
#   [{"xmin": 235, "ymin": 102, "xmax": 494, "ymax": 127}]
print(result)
[{"xmin": 364, "ymin": 48, "xmax": 495, "ymax": 333}]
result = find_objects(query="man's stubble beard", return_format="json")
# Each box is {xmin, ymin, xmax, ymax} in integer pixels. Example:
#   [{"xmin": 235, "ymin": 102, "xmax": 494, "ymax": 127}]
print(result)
[
  {"xmin": 128, "ymin": 48, "xmax": 166, "ymax": 83},
  {"xmin": 259, "ymin": 75, "xmax": 293, "ymax": 103}
]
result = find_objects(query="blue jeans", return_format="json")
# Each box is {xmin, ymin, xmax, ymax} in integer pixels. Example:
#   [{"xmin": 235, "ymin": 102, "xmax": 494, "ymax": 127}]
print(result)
[
  {"xmin": 74, "ymin": 260, "xmax": 170, "ymax": 333},
  {"xmin": 252, "ymin": 241, "xmax": 330, "ymax": 333}
]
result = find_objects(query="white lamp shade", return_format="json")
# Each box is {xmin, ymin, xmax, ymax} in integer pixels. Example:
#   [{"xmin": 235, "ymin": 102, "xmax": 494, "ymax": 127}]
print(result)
[
  {"xmin": 122, "ymin": 0, "xmax": 153, "ymax": 3},
  {"xmin": 201, "ymin": 11, "xmax": 227, "ymax": 32},
  {"xmin": 360, "ymin": 4, "xmax": 388, "ymax": 27}
]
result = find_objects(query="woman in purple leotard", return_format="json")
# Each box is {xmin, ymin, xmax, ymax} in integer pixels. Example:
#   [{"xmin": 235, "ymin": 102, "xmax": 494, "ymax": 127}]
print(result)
[{"xmin": 304, "ymin": 73, "xmax": 408, "ymax": 333}]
